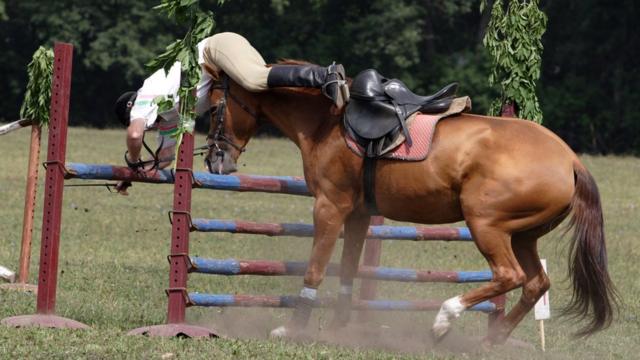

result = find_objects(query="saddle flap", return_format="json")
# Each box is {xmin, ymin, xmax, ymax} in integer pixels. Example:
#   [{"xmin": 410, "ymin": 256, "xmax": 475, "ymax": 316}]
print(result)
[{"xmin": 345, "ymin": 99, "xmax": 401, "ymax": 139}]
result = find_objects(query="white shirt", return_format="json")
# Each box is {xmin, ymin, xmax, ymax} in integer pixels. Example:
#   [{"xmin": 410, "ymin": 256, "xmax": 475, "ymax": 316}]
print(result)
[{"xmin": 129, "ymin": 40, "xmax": 211, "ymax": 148}]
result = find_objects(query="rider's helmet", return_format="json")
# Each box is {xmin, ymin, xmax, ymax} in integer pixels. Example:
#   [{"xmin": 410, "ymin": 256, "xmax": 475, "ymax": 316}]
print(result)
[{"xmin": 114, "ymin": 91, "xmax": 137, "ymax": 127}]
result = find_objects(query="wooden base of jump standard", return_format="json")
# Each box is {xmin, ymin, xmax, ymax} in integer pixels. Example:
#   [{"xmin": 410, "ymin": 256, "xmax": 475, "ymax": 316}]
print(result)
[
  {"xmin": 1, "ymin": 314, "xmax": 89, "ymax": 330},
  {"xmin": 128, "ymin": 324, "xmax": 219, "ymax": 338},
  {"xmin": 0, "ymin": 283, "xmax": 38, "ymax": 293}
]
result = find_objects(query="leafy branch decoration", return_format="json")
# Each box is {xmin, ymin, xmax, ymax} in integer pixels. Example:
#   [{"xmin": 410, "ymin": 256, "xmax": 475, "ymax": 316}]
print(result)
[
  {"xmin": 148, "ymin": 0, "xmax": 225, "ymax": 161},
  {"xmin": 20, "ymin": 46, "xmax": 54, "ymax": 127},
  {"xmin": 482, "ymin": 0, "xmax": 547, "ymax": 123}
]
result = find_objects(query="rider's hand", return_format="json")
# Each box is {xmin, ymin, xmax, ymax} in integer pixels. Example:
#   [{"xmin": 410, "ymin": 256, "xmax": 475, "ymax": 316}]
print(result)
[{"xmin": 115, "ymin": 181, "xmax": 132, "ymax": 196}]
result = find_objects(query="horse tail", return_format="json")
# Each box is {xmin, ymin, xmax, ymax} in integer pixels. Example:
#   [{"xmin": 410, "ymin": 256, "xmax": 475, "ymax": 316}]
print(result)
[{"xmin": 564, "ymin": 161, "xmax": 618, "ymax": 336}]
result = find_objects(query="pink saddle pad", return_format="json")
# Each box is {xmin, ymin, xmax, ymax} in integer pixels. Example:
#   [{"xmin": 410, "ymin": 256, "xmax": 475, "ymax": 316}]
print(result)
[{"xmin": 345, "ymin": 113, "xmax": 441, "ymax": 161}]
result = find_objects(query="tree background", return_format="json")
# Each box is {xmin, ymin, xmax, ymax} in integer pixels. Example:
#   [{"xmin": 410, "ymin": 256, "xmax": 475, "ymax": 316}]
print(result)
[{"xmin": 0, "ymin": 0, "xmax": 637, "ymax": 154}]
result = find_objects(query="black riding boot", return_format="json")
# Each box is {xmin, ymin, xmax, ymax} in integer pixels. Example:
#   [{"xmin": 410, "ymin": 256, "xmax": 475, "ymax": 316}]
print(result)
[{"xmin": 267, "ymin": 63, "xmax": 349, "ymax": 107}]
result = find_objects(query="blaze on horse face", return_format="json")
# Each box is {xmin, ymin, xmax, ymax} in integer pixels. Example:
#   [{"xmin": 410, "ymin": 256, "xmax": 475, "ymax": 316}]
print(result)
[{"xmin": 204, "ymin": 78, "xmax": 258, "ymax": 174}]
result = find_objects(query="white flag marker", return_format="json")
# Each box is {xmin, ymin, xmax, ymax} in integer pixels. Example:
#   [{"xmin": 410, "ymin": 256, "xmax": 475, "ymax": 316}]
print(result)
[
  {"xmin": 534, "ymin": 259, "xmax": 550, "ymax": 351},
  {"xmin": 0, "ymin": 265, "xmax": 16, "ymax": 283}
]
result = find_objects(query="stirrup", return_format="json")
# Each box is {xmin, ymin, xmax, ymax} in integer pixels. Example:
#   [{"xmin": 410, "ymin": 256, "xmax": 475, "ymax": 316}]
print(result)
[{"xmin": 322, "ymin": 62, "xmax": 349, "ymax": 107}]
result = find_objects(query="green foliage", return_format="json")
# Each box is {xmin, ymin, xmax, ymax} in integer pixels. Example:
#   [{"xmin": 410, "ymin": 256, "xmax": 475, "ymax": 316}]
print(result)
[
  {"xmin": 152, "ymin": 95, "xmax": 175, "ymax": 113},
  {"xmin": 482, "ymin": 0, "xmax": 546, "ymax": 122},
  {"xmin": 0, "ymin": 0, "xmax": 185, "ymax": 128},
  {"xmin": 19, "ymin": 46, "xmax": 53, "ymax": 127},
  {"xmin": 436, "ymin": 48, "xmax": 498, "ymax": 115},
  {"xmin": 0, "ymin": 1, "xmax": 6, "ymax": 21},
  {"xmin": 0, "ymin": 0, "xmax": 637, "ymax": 153},
  {"xmin": 343, "ymin": 0, "xmax": 425, "ymax": 84},
  {"xmin": 539, "ymin": 0, "xmax": 640, "ymax": 154},
  {"xmin": 148, "ymin": 0, "xmax": 223, "ymax": 150}
]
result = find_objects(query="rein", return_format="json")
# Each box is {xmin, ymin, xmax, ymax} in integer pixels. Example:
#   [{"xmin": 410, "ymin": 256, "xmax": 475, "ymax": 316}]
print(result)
[
  {"xmin": 125, "ymin": 132, "xmax": 211, "ymax": 172},
  {"xmin": 124, "ymin": 133, "xmax": 166, "ymax": 171}
]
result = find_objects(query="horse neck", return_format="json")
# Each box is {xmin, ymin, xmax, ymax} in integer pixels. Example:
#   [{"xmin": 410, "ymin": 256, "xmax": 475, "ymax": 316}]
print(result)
[{"xmin": 257, "ymin": 90, "xmax": 336, "ymax": 153}]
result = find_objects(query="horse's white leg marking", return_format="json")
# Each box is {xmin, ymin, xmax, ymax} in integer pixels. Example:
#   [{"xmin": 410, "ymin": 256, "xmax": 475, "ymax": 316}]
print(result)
[
  {"xmin": 270, "ymin": 287, "xmax": 318, "ymax": 338},
  {"xmin": 299, "ymin": 287, "xmax": 318, "ymax": 300},
  {"xmin": 269, "ymin": 325, "xmax": 289, "ymax": 338},
  {"xmin": 432, "ymin": 295, "xmax": 466, "ymax": 338}
]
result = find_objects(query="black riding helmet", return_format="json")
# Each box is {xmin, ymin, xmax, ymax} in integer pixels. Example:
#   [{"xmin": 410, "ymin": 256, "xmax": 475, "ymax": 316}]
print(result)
[{"xmin": 114, "ymin": 91, "xmax": 138, "ymax": 127}]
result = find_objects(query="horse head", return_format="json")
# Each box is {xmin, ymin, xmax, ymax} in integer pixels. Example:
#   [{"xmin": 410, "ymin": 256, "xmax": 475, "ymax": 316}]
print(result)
[
  {"xmin": 204, "ymin": 59, "xmax": 338, "ymax": 174},
  {"xmin": 204, "ymin": 65, "xmax": 261, "ymax": 174}
]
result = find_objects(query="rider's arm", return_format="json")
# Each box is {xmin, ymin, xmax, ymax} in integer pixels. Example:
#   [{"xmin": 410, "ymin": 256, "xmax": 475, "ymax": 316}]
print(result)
[{"xmin": 126, "ymin": 118, "xmax": 146, "ymax": 164}]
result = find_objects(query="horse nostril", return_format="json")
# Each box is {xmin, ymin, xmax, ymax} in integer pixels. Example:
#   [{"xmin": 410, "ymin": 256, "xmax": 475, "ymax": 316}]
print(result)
[{"xmin": 216, "ymin": 150, "xmax": 225, "ymax": 157}]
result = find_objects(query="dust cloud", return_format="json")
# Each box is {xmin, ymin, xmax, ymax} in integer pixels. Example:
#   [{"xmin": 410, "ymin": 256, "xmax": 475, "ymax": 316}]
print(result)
[{"xmin": 193, "ymin": 309, "xmax": 532, "ymax": 356}]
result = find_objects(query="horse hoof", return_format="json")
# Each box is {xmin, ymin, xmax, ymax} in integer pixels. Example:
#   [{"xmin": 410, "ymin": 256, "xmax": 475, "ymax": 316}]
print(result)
[
  {"xmin": 269, "ymin": 325, "xmax": 289, "ymax": 338},
  {"xmin": 479, "ymin": 337, "xmax": 495, "ymax": 351},
  {"xmin": 431, "ymin": 322, "xmax": 451, "ymax": 340}
]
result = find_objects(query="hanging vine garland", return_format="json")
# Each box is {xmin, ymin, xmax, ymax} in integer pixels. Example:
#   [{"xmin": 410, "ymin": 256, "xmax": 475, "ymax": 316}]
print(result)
[
  {"xmin": 482, "ymin": 0, "xmax": 547, "ymax": 123},
  {"xmin": 20, "ymin": 46, "xmax": 54, "ymax": 127},
  {"xmin": 148, "ymin": 0, "xmax": 226, "ymax": 164}
]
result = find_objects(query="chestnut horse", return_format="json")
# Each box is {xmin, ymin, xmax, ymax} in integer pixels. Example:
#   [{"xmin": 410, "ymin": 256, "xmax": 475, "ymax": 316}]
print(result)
[{"xmin": 204, "ymin": 64, "xmax": 616, "ymax": 345}]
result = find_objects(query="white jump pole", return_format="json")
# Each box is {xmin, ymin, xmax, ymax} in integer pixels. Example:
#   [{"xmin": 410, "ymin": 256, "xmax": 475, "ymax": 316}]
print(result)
[{"xmin": 534, "ymin": 259, "xmax": 550, "ymax": 351}]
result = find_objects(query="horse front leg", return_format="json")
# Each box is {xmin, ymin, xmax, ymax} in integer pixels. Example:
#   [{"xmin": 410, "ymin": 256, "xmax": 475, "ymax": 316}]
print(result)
[
  {"xmin": 329, "ymin": 211, "xmax": 371, "ymax": 330},
  {"xmin": 270, "ymin": 195, "xmax": 349, "ymax": 338}
]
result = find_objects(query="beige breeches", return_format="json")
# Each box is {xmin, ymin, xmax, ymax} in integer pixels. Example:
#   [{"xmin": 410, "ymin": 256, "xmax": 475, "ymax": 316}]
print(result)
[{"xmin": 202, "ymin": 32, "xmax": 270, "ymax": 91}]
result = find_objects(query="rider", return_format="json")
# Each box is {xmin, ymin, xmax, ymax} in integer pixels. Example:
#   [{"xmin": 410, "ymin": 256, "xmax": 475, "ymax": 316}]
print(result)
[
  {"xmin": 197, "ymin": 32, "xmax": 348, "ymax": 111},
  {"xmin": 114, "ymin": 32, "xmax": 347, "ymax": 194}
]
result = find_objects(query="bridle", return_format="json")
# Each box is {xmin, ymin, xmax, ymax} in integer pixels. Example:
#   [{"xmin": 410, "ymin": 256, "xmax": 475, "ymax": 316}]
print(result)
[
  {"xmin": 123, "ymin": 74, "xmax": 259, "ymax": 174},
  {"xmin": 206, "ymin": 74, "xmax": 259, "ymax": 159}
]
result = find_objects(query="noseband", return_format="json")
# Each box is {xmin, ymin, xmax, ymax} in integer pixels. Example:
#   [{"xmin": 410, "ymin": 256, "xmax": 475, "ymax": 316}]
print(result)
[{"xmin": 207, "ymin": 75, "xmax": 259, "ymax": 156}]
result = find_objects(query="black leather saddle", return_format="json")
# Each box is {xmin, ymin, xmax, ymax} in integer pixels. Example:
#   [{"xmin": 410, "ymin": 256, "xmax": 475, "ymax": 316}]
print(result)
[{"xmin": 344, "ymin": 69, "xmax": 457, "ymax": 157}]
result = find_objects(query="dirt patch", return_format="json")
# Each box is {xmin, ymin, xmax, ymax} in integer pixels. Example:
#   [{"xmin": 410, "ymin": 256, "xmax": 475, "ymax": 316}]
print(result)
[{"xmin": 194, "ymin": 309, "xmax": 533, "ymax": 356}]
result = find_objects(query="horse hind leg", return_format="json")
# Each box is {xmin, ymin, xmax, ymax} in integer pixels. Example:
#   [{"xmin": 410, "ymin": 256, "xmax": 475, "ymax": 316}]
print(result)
[
  {"xmin": 485, "ymin": 231, "xmax": 550, "ymax": 345},
  {"xmin": 432, "ymin": 223, "xmax": 526, "ymax": 339}
]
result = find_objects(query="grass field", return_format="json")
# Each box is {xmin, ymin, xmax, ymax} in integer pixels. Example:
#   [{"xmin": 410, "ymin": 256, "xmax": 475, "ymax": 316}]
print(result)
[{"xmin": 0, "ymin": 127, "xmax": 639, "ymax": 359}]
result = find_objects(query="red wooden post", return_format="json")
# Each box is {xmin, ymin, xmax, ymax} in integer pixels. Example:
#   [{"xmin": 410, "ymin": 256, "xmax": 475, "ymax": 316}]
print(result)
[
  {"xmin": 501, "ymin": 102, "xmax": 516, "ymax": 117},
  {"xmin": 357, "ymin": 215, "xmax": 384, "ymax": 322},
  {"xmin": 1, "ymin": 43, "xmax": 88, "ymax": 329},
  {"xmin": 166, "ymin": 133, "xmax": 195, "ymax": 324},
  {"xmin": 18, "ymin": 124, "xmax": 42, "ymax": 287},
  {"xmin": 128, "ymin": 132, "xmax": 216, "ymax": 337},
  {"xmin": 0, "ymin": 123, "xmax": 40, "ymax": 293},
  {"xmin": 35, "ymin": 43, "xmax": 73, "ymax": 315}
]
